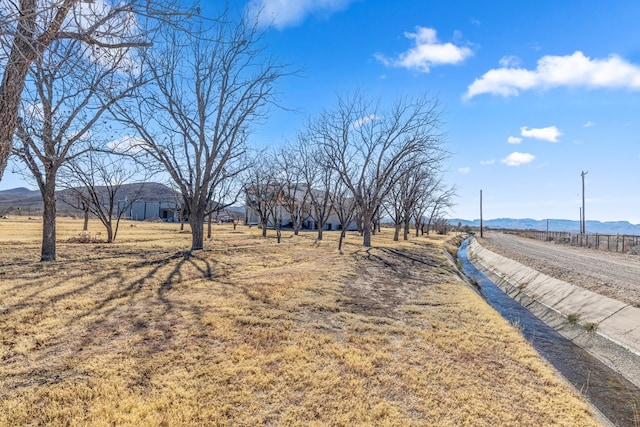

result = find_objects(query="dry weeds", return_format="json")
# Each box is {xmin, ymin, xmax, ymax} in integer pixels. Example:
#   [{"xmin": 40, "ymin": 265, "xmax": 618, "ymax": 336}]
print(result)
[{"xmin": 0, "ymin": 217, "xmax": 600, "ymax": 426}]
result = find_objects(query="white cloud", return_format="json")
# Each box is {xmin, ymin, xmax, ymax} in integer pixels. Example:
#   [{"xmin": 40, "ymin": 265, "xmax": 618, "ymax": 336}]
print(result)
[
  {"xmin": 375, "ymin": 26, "xmax": 473, "ymax": 73},
  {"xmin": 501, "ymin": 152, "xmax": 535, "ymax": 166},
  {"xmin": 68, "ymin": 0, "xmax": 141, "ymax": 73},
  {"xmin": 247, "ymin": 0, "xmax": 355, "ymax": 29},
  {"xmin": 520, "ymin": 126, "xmax": 562, "ymax": 142},
  {"xmin": 351, "ymin": 114, "xmax": 378, "ymax": 129},
  {"xmin": 507, "ymin": 136, "xmax": 522, "ymax": 144},
  {"xmin": 465, "ymin": 51, "xmax": 640, "ymax": 99},
  {"xmin": 107, "ymin": 135, "xmax": 147, "ymax": 154},
  {"xmin": 480, "ymin": 159, "xmax": 495, "ymax": 166},
  {"xmin": 458, "ymin": 167, "xmax": 471, "ymax": 174},
  {"xmin": 584, "ymin": 120, "xmax": 596, "ymax": 128},
  {"xmin": 499, "ymin": 55, "xmax": 521, "ymax": 68},
  {"xmin": 21, "ymin": 102, "xmax": 44, "ymax": 121}
]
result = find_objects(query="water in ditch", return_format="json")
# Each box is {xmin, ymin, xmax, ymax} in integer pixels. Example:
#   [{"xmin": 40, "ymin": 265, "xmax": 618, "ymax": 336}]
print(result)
[{"xmin": 457, "ymin": 238, "xmax": 640, "ymax": 427}]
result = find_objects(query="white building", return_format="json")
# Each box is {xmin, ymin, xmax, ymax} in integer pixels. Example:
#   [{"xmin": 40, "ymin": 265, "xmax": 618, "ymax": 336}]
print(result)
[
  {"xmin": 118, "ymin": 200, "xmax": 180, "ymax": 222},
  {"xmin": 244, "ymin": 184, "xmax": 357, "ymax": 231}
]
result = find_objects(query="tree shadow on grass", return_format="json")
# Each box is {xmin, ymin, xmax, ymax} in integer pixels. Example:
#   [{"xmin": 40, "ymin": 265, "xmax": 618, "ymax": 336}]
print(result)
[
  {"xmin": 342, "ymin": 245, "xmax": 452, "ymax": 318},
  {"xmin": 0, "ymin": 247, "xmax": 226, "ymax": 392}
]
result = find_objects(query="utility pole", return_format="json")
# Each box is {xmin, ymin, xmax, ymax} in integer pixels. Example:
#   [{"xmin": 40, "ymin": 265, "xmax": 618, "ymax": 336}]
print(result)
[
  {"xmin": 581, "ymin": 171, "xmax": 588, "ymax": 234},
  {"xmin": 480, "ymin": 189, "xmax": 483, "ymax": 238},
  {"xmin": 579, "ymin": 207, "xmax": 583, "ymax": 234}
]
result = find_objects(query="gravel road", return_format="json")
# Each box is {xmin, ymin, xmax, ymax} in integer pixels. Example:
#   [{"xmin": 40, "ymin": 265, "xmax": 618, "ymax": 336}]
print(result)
[{"xmin": 478, "ymin": 232, "xmax": 640, "ymax": 307}]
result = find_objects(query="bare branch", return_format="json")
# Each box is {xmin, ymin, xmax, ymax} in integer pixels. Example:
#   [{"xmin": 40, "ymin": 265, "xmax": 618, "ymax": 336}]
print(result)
[
  {"xmin": 111, "ymin": 9, "xmax": 291, "ymax": 251},
  {"xmin": 0, "ymin": 0, "xmax": 199, "ymax": 181},
  {"xmin": 309, "ymin": 91, "xmax": 448, "ymax": 247}
]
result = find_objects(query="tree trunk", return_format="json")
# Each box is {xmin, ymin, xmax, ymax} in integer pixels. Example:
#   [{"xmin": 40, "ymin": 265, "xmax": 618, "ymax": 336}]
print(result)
[
  {"xmin": 0, "ymin": 35, "xmax": 33, "ymax": 180},
  {"xmin": 83, "ymin": 205, "xmax": 89, "ymax": 231},
  {"xmin": 261, "ymin": 218, "xmax": 268, "ymax": 237},
  {"xmin": 207, "ymin": 212, "xmax": 212, "ymax": 239},
  {"xmin": 338, "ymin": 229, "xmax": 346, "ymax": 251},
  {"xmin": 362, "ymin": 220, "xmax": 372, "ymax": 247},
  {"xmin": 190, "ymin": 213, "xmax": 205, "ymax": 250},
  {"xmin": 403, "ymin": 218, "xmax": 410, "ymax": 240},
  {"xmin": 40, "ymin": 182, "xmax": 57, "ymax": 261},
  {"xmin": 0, "ymin": 0, "xmax": 75, "ymax": 180},
  {"xmin": 393, "ymin": 222, "xmax": 400, "ymax": 241},
  {"xmin": 106, "ymin": 223, "xmax": 114, "ymax": 243},
  {"xmin": 113, "ymin": 218, "xmax": 121, "ymax": 242}
]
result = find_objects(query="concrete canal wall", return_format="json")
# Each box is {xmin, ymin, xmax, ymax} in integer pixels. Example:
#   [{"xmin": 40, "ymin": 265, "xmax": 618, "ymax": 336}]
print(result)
[{"xmin": 467, "ymin": 238, "xmax": 640, "ymax": 389}]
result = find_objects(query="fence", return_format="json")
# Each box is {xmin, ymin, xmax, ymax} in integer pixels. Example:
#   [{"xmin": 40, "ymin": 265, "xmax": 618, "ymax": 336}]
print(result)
[{"xmin": 504, "ymin": 230, "xmax": 640, "ymax": 254}]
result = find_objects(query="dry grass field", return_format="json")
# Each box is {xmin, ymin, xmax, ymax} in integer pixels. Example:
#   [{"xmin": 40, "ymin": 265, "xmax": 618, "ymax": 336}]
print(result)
[{"xmin": 0, "ymin": 217, "xmax": 600, "ymax": 426}]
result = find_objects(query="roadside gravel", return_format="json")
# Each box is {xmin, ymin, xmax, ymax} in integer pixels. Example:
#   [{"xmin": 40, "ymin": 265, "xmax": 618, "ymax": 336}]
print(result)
[{"xmin": 478, "ymin": 231, "xmax": 640, "ymax": 307}]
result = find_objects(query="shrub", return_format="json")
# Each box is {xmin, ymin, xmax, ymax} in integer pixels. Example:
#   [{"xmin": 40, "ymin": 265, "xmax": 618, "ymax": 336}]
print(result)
[
  {"xmin": 567, "ymin": 313, "xmax": 580, "ymax": 323},
  {"xmin": 67, "ymin": 232, "xmax": 102, "ymax": 244}
]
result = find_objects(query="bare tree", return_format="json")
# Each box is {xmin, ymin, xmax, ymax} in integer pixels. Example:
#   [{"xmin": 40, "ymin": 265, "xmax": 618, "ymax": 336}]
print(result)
[
  {"xmin": 59, "ymin": 150, "xmax": 148, "ymax": 243},
  {"xmin": 244, "ymin": 156, "xmax": 284, "ymax": 240},
  {"xmin": 411, "ymin": 174, "xmax": 441, "ymax": 237},
  {"xmin": 423, "ymin": 184, "xmax": 456, "ymax": 235},
  {"xmin": 431, "ymin": 216, "xmax": 451, "ymax": 235},
  {"xmin": 205, "ymin": 176, "xmax": 244, "ymax": 239},
  {"xmin": 310, "ymin": 91, "xmax": 447, "ymax": 247},
  {"xmin": 0, "ymin": 0, "xmax": 191, "ymax": 181},
  {"xmin": 384, "ymin": 170, "xmax": 410, "ymax": 242},
  {"xmin": 398, "ymin": 164, "xmax": 435, "ymax": 241},
  {"xmin": 112, "ymin": 11, "xmax": 288, "ymax": 252},
  {"xmin": 330, "ymin": 179, "xmax": 358, "ymax": 252},
  {"xmin": 244, "ymin": 160, "xmax": 271, "ymax": 237},
  {"xmin": 298, "ymin": 135, "xmax": 335, "ymax": 240},
  {"xmin": 274, "ymin": 144, "xmax": 310, "ymax": 236},
  {"xmin": 12, "ymin": 34, "xmax": 141, "ymax": 261},
  {"xmin": 264, "ymin": 189, "xmax": 285, "ymax": 244}
]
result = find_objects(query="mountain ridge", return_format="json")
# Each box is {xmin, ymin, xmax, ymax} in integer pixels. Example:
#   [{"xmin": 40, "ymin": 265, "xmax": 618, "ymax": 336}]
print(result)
[
  {"xmin": 451, "ymin": 217, "xmax": 640, "ymax": 235},
  {"xmin": 0, "ymin": 183, "xmax": 178, "ymax": 216}
]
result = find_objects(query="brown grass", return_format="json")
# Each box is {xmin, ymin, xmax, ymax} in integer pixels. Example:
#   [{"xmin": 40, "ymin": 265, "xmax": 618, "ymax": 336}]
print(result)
[{"xmin": 0, "ymin": 217, "xmax": 600, "ymax": 426}]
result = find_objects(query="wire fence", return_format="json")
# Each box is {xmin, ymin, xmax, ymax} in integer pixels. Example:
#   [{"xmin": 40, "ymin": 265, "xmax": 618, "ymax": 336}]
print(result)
[{"xmin": 503, "ymin": 229, "xmax": 640, "ymax": 255}]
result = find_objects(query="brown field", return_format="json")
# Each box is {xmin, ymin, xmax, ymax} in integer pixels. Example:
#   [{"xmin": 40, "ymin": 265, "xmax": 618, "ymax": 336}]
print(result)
[{"xmin": 0, "ymin": 217, "xmax": 600, "ymax": 426}]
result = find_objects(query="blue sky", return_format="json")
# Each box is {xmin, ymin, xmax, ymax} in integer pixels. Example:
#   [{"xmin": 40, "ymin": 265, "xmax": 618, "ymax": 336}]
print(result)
[{"xmin": 5, "ymin": 0, "xmax": 640, "ymax": 223}]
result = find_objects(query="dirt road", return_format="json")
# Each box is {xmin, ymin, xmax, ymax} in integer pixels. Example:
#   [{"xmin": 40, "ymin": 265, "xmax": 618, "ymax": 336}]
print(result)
[{"xmin": 478, "ymin": 232, "xmax": 640, "ymax": 307}]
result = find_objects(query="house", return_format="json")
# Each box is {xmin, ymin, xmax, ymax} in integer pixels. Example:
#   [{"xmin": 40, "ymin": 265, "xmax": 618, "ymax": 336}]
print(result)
[
  {"xmin": 244, "ymin": 183, "xmax": 358, "ymax": 231},
  {"xmin": 118, "ymin": 200, "xmax": 180, "ymax": 222}
]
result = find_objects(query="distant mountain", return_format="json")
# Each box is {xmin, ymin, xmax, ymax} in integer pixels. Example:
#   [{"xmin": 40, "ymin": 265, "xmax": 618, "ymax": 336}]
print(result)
[
  {"xmin": 0, "ymin": 187, "xmax": 45, "ymax": 214},
  {"xmin": 0, "ymin": 183, "xmax": 248, "ymax": 218},
  {"xmin": 0, "ymin": 183, "xmax": 178, "ymax": 216},
  {"xmin": 450, "ymin": 218, "xmax": 640, "ymax": 235},
  {"xmin": 0, "ymin": 187, "xmax": 39, "ymax": 197}
]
